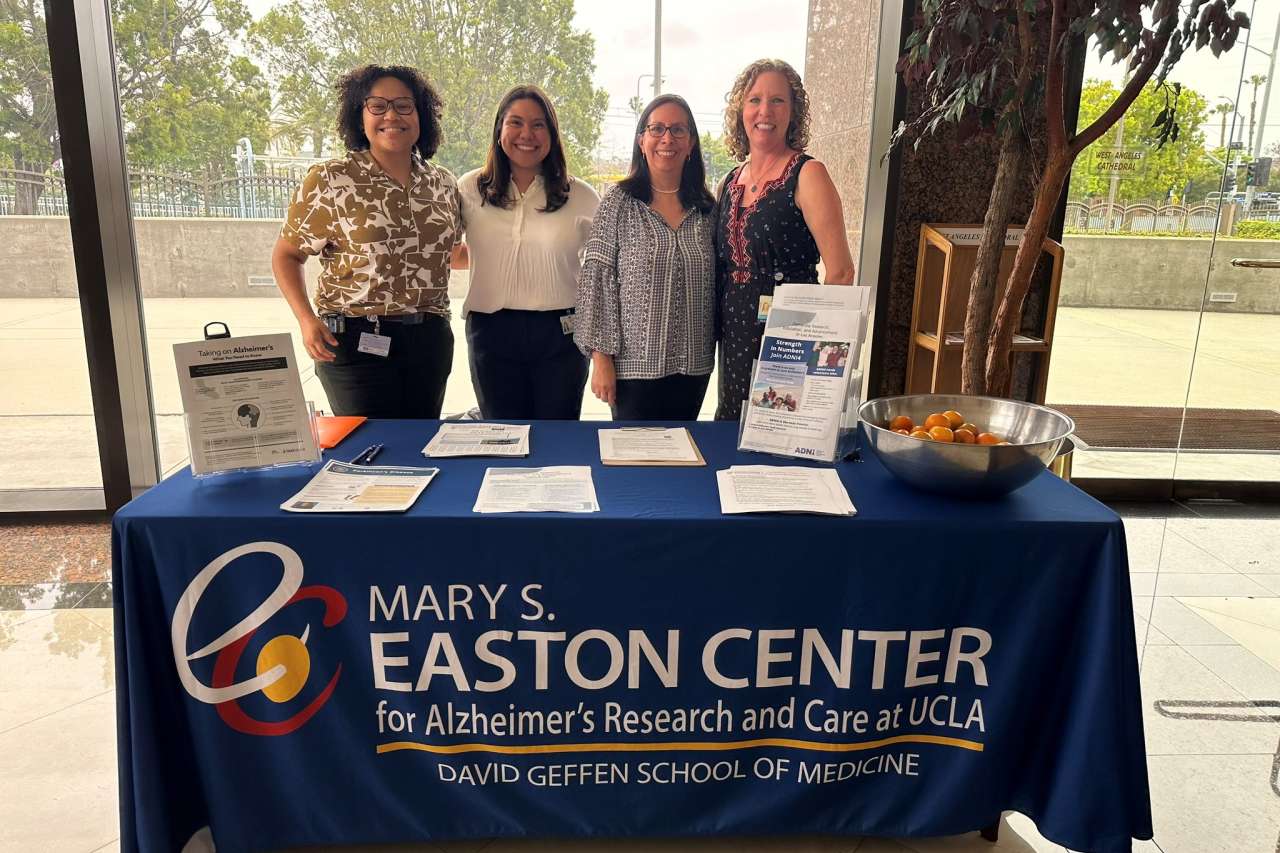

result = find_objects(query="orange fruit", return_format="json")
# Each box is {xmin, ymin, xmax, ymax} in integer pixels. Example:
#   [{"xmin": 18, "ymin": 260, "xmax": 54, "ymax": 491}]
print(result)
[
  {"xmin": 889, "ymin": 415, "xmax": 914, "ymax": 432},
  {"xmin": 953, "ymin": 428, "xmax": 976, "ymax": 444},
  {"xmin": 960, "ymin": 422, "xmax": 979, "ymax": 435},
  {"xmin": 893, "ymin": 428, "xmax": 910, "ymax": 435},
  {"xmin": 923, "ymin": 413, "xmax": 950, "ymax": 430},
  {"xmin": 942, "ymin": 410, "xmax": 964, "ymax": 429},
  {"xmin": 909, "ymin": 428, "xmax": 932, "ymax": 440},
  {"xmin": 976, "ymin": 432, "xmax": 1002, "ymax": 446},
  {"xmin": 928, "ymin": 426, "xmax": 954, "ymax": 442}
]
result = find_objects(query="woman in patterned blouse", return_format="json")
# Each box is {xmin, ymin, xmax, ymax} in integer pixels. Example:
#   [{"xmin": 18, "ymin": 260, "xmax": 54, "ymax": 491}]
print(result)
[
  {"xmin": 712, "ymin": 59, "xmax": 856, "ymax": 421},
  {"xmin": 272, "ymin": 65, "xmax": 460, "ymax": 419},
  {"xmin": 574, "ymin": 95, "xmax": 717, "ymax": 421}
]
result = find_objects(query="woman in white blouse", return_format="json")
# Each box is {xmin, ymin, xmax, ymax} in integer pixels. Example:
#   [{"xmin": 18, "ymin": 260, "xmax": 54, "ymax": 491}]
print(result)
[
  {"xmin": 575, "ymin": 94, "xmax": 717, "ymax": 421},
  {"xmin": 456, "ymin": 86, "xmax": 600, "ymax": 419}
]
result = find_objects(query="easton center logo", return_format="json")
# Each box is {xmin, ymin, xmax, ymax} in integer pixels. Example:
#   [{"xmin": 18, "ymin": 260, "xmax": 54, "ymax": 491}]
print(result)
[{"xmin": 171, "ymin": 542, "xmax": 347, "ymax": 736}]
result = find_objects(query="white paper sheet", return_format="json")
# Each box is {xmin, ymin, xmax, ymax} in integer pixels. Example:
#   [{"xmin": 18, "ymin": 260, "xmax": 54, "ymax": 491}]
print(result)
[
  {"xmin": 173, "ymin": 333, "xmax": 319, "ymax": 475},
  {"xmin": 473, "ymin": 466, "xmax": 599, "ymax": 514},
  {"xmin": 716, "ymin": 465, "xmax": 855, "ymax": 516},
  {"xmin": 423, "ymin": 423, "xmax": 530, "ymax": 457},
  {"xmin": 281, "ymin": 461, "xmax": 438, "ymax": 512},
  {"xmin": 598, "ymin": 427, "xmax": 699, "ymax": 463}
]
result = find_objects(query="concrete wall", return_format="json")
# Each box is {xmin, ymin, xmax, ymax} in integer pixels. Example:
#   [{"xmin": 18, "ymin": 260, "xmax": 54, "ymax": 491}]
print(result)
[
  {"xmin": 3, "ymin": 217, "xmax": 1278, "ymax": 313},
  {"xmin": 0, "ymin": 216, "xmax": 315, "ymax": 298},
  {"xmin": 1060, "ymin": 235, "xmax": 1280, "ymax": 313}
]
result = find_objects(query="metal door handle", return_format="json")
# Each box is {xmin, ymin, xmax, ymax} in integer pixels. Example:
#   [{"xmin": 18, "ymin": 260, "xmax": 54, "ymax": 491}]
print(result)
[{"xmin": 1230, "ymin": 258, "xmax": 1280, "ymax": 268}]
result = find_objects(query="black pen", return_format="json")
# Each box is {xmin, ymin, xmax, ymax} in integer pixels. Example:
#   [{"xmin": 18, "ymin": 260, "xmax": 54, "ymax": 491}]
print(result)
[{"xmin": 351, "ymin": 443, "xmax": 380, "ymax": 465}]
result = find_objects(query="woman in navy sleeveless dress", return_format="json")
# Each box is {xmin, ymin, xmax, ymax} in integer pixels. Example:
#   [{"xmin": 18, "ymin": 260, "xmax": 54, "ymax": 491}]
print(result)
[{"xmin": 713, "ymin": 59, "xmax": 856, "ymax": 421}]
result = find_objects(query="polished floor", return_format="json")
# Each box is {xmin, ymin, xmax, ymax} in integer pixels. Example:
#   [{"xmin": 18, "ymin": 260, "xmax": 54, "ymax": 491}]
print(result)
[{"xmin": 1, "ymin": 501, "xmax": 1277, "ymax": 853}]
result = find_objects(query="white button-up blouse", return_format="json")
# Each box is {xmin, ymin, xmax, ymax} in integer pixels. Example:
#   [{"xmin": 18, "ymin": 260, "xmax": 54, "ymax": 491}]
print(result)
[{"xmin": 458, "ymin": 170, "xmax": 600, "ymax": 315}]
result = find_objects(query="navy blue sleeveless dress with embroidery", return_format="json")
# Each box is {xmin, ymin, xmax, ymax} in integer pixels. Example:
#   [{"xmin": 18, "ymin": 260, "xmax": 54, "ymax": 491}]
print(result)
[{"xmin": 712, "ymin": 152, "xmax": 820, "ymax": 421}]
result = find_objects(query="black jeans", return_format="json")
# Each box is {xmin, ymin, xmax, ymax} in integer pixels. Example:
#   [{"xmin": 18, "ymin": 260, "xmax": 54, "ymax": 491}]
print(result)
[
  {"xmin": 315, "ymin": 314, "xmax": 453, "ymax": 418},
  {"xmin": 466, "ymin": 308, "xmax": 589, "ymax": 420},
  {"xmin": 612, "ymin": 373, "xmax": 710, "ymax": 421}
]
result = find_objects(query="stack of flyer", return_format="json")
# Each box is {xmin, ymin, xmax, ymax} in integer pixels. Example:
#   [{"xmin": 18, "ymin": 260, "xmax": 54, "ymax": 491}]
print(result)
[
  {"xmin": 423, "ymin": 423, "xmax": 530, "ymax": 458},
  {"xmin": 738, "ymin": 284, "xmax": 872, "ymax": 462},
  {"xmin": 716, "ymin": 465, "xmax": 855, "ymax": 516}
]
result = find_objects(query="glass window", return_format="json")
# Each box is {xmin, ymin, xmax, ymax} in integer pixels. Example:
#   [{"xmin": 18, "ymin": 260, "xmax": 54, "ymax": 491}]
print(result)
[
  {"xmin": 0, "ymin": 3, "xmax": 105, "ymax": 508},
  {"xmin": 106, "ymin": 1, "xmax": 807, "ymax": 459}
]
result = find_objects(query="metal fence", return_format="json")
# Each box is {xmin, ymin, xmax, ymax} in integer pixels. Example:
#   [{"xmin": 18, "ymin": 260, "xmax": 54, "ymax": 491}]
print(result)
[
  {"xmin": 0, "ymin": 165, "xmax": 315, "ymax": 219},
  {"xmin": 1064, "ymin": 201, "xmax": 1223, "ymax": 234}
]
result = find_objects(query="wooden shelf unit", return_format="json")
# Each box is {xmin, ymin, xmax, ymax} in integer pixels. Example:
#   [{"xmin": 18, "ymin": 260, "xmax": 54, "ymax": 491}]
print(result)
[{"xmin": 906, "ymin": 224, "xmax": 1064, "ymax": 403}]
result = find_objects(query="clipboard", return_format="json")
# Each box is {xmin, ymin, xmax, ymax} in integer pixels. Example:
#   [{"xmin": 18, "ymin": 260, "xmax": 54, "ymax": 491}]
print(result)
[
  {"xmin": 599, "ymin": 427, "xmax": 707, "ymax": 467},
  {"xmin": 315, "ymin": 415, "xmax": 367, "ymax": 449}
]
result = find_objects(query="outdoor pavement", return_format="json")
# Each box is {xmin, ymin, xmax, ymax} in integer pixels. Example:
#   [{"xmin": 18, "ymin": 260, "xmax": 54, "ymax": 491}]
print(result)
[{"xmin": 0, "ymin": 297, "xmax": 1277, "ymax": 490}]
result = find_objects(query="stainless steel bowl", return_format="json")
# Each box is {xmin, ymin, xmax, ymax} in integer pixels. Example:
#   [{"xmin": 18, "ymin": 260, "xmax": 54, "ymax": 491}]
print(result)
[{"xmin": 858, "ymin": 394, "xmax": 1075, "ymax": 498}]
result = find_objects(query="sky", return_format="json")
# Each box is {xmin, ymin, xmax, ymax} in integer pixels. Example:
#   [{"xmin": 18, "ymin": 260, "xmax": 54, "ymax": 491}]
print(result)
[{"xmin": 568, "ymin": 1, "xmax": 809, "ymax": 158}]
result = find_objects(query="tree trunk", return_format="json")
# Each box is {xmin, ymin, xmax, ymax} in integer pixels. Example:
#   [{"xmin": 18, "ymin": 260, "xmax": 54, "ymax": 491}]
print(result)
[
  {"xmin": 962, "ymin": 127, "xmax": 1027, "ymax": 395},
  {"xmin": 985, "ymin": 154, "xmax": 1074, "ymax": 396}
]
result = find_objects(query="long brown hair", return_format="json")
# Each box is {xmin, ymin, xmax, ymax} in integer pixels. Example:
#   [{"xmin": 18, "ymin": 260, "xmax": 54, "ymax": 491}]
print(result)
[{"xmin": 478, "ymin": 85, "xmax": 570, "ymax": 212}]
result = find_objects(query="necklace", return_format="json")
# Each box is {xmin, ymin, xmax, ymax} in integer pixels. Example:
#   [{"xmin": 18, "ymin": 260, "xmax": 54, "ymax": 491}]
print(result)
[
  {"xmin": 651, "ymin": 185, "xmax": 680, "ymax": 194},
  {"xmin": 745, "ymin": 155, "xmax": 785, "ymax": 193}
]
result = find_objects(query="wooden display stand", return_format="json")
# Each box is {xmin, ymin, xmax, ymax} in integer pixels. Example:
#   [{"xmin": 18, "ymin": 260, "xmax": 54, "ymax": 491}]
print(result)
[{"xmin": 906, "ymin": 224, "xmax": 1064, "ymax": 403}]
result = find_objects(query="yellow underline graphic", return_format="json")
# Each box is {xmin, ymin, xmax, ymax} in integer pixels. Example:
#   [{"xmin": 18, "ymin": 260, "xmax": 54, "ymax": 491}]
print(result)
[{"xmin": 376, "ymin": 733, "xmax": 984, "ymax": 756}]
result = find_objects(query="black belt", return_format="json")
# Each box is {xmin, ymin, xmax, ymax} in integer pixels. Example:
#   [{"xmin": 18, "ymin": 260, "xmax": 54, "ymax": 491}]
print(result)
[{"xmin": 362, "ymin": 313, "xmax": 429, "ymax": 325}]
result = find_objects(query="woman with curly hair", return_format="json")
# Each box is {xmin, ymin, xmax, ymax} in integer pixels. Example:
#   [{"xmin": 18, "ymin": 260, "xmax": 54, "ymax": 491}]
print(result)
[
  {"xmin": 713, "ymin": 59, "xmax": 856, "ymax": 421},
  {"xmin": 272, "ymin": 65, "xmax": 459, "ymax": 418}
]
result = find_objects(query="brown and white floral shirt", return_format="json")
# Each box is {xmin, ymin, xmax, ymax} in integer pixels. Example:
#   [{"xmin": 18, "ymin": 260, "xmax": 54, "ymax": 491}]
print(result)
[{"xmin": 281, "ymin": 150, "xmax": 460, "ymax": 318}]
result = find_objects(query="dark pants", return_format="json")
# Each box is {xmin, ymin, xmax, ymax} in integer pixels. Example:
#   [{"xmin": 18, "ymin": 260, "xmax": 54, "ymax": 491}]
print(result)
[
  {"xmin": 466, "ymin": 308, "xmax": 589, "ymax": 420},
  {"xmin": 315, "ymin": 314, "xmax": 453, "ymax": 418},
  {"xmin": 612, "ymin": 373, "xmax": 710, "ymax": 421}
]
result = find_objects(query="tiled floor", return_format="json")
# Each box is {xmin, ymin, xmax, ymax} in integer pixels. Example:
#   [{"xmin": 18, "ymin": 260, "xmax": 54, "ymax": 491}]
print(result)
[{"xmin": 1, "ymin": 502, "xmax": 1277, "ymax": 853}]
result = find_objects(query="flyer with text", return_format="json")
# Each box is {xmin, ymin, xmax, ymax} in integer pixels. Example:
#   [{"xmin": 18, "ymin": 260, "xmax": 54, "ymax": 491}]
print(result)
[
  {"xmin": 173, "ymin": 332, "xmax": 318, "ymax": 475},
  {"xmin": 738, "ymin": 285, "xmax": 871, "ymax": 462}
]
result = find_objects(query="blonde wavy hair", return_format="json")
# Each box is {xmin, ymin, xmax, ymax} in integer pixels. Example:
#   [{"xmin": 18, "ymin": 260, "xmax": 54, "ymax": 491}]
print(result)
[{"xmin": 723, "ymin": 59, "xmax": 811, "ymax": 161}]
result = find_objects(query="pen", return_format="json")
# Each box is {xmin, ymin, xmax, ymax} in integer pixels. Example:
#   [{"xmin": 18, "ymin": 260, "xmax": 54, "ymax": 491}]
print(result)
[{"xmin": 351, "ymin": 443, "xmax": 381, "ymax": 464}]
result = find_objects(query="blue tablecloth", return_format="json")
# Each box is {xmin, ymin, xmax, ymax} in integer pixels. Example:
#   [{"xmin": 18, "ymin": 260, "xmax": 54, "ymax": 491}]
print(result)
[{"xmin": 112, "ymin": 420, "xmax": 1151, "ymax": 853}]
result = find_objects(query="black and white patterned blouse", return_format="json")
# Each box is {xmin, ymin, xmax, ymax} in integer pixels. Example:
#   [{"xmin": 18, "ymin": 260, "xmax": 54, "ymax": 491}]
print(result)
[{"xmin": 574, "ymin": 185, "xmax": 715, "ymax": 380}]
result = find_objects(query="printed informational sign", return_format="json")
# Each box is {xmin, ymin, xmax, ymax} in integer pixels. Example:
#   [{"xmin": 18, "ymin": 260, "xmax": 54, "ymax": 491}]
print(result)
[
  {"xmin": 173, "ymin": 332, "xmax": 318, "ymax": 475},
  {"xmin": 1089, "ymin": 147, "xmax": 1147, "ymax": 179}
]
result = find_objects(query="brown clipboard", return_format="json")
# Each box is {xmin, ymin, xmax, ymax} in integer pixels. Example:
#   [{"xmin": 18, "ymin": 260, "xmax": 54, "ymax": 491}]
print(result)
[{"xmin": 599, "ymin": 427, "xmax": 707, "ymax": 467}]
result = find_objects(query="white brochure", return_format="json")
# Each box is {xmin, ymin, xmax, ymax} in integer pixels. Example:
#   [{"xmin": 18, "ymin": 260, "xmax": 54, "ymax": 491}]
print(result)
[
  {"xmin": 716, "ymin": 465, "xmax": 856, "ymax": 516},
  {"xmin": 281, "ymin": 461, "xmax": 439, "ymax": 512},
  {"xmin": 173, "ymin": 332, "xmax": 319, "ymax": 476},
  {"xmin": 473, "ymin": 466, "xmax": 600, "ymax": 513},
  {"xmin": 738, "ymin": 284, "xmax": 872, "ymax": 462},
  {"xmin": 598, "ymin": 427, "xmax": 703, "ymax": 465},
  {"xmin": 423, "ymin": 423, "xmax": 530, "ymax": 457}
]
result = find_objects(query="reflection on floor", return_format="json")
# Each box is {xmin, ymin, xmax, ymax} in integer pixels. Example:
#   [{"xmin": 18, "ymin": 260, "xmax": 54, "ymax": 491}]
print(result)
[{"xmin": 2, "ymin": 501, "xmax": 1278, "ymax": 853}]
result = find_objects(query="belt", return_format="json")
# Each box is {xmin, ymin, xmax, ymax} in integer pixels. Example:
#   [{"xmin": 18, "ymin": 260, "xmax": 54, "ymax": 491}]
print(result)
[{"xmin": 354, "ymin": 313, "xmax": 429, "ymax": 325}]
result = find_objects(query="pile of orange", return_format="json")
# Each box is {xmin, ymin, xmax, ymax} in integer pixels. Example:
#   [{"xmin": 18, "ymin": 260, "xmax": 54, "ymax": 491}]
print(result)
[{"xmin": 886, "ymin": 410, "xmax": 1009, "ymax": 445}]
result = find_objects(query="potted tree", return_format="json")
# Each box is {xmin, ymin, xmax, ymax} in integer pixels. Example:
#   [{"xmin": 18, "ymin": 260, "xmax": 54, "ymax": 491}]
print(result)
[{"xmin": 894, "ymin": 0, "xmax": 1250, "ymax": 396}]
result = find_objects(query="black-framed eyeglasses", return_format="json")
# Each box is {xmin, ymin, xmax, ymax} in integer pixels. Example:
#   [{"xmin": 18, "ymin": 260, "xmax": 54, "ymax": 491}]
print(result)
[
  {"xmin": 364, "ymin": 96, "xmax": 416, "ymax": 116},
  {"xmin": 642, "ymin": 123, "xmax": 689, "ymax": 139}
]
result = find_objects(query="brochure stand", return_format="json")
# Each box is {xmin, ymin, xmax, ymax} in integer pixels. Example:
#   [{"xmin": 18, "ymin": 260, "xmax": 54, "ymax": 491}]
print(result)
[
  {"xmin": 735, "ymin": 285, "xmax": 872, "ymax": 464},
  {"xmin": 178, "ymin": 323, "xmax": 322, "ymax": 479}
]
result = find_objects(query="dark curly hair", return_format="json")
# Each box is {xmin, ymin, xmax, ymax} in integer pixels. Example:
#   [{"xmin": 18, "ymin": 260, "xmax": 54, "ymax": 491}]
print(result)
[
  {"xmin": 723, "ymin": 59, "xmax": 810, "ymax": 161},
  {"xmin": 335, "ymin": 65, "xmax": 444, "ymax": 160}
]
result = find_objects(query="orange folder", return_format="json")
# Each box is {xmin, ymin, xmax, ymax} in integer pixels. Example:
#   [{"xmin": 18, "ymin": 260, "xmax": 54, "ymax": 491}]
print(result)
[{"xmin": 315, "ymin": 416, "xmax": 367, "ymax": 449}]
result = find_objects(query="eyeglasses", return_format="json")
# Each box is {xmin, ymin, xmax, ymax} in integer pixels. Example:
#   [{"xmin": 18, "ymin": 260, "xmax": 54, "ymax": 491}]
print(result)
[
  {"xmin": 642, "ymin": 123, "xmax": 689, "ymax": 139},
  {"xmin": 364, "ymin": 96, "xmax": 416, "ymax": 116}
]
